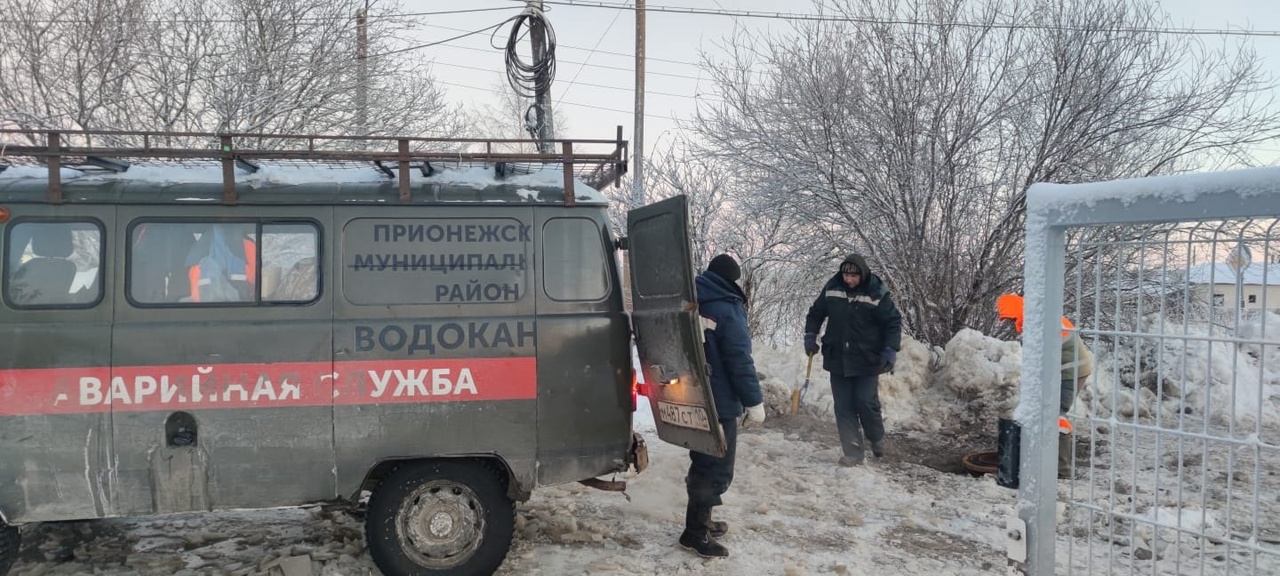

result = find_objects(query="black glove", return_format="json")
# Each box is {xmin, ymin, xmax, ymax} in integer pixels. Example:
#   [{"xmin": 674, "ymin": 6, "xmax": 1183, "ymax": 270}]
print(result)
[
  {"xmin": 804, "ymin": 333, "xmax": 819, "ymax": 356},
  {"xmin": 880, "ymin": 347, "xmax": 897, "ymax": 374}
]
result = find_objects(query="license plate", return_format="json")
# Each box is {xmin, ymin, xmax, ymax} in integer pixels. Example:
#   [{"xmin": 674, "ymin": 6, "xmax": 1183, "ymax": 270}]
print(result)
[{"xmin": 655, "ymin": 401, "xmax": 711, "ymax": 431}]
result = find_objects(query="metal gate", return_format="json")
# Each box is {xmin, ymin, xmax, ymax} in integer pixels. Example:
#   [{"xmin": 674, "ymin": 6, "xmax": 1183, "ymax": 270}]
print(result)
[{"xmin": 1012, "ymin": 169, "xmax": 1280, "ymax": 575}]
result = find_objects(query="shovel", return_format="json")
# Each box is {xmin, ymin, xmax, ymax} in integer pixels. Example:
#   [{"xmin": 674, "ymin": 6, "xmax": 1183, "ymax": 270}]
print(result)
[{"xmin": 790, "ymin": 354, "xmax": 815, "ymax": 415}]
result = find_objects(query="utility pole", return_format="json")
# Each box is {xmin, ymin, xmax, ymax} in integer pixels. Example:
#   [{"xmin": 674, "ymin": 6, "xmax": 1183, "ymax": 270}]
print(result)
[
  {"xmin": 632, "ymin": 0, "xmax": 646, "ymax": 206},
  {"xmin": 355, "ymin": 3, "xmax": 369, "ymax": 141},
  {"xmin": 530, "ymin": 0, "xmax": 555, "ymax": 152}
]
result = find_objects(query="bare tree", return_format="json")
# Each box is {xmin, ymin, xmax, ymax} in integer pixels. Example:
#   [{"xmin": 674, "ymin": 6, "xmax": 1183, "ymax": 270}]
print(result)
[
  {"xmin": 0, "ymin": 0, "xmax": 148, "ymax": 140},
  {"xmin": 0, "ymin": 0, "xmax": 467, "ymax": 146},
  {"xmin": 692, "ymin": 0, "xmax": 1280, "ymax": 345},
  {"xmin": 615, "ymin": 137, "xmax": 811, "ymax": 343},
  {"xmin": 470, "ymin": 81, "xmax": 570, "ymax": 153}
]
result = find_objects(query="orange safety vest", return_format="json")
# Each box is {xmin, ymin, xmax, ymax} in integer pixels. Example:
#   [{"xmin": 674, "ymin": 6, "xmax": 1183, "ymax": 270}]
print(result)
[
  {"xmin": 996, "ymin": 293, "xmax": 1094, "ymax": 380},
  {"xmin": 188, "ymin": 238, "xmax": 256, "ymax": 302},
  {"xmin": 995, "ymin": 293, "xmax": 1072, "ymax": 337}
]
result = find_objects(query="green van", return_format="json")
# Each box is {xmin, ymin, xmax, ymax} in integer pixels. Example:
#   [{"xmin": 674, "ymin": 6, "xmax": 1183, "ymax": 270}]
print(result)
[{"xmin": 0, "ymin": 130, "xmax": 726, "ymax": 576}]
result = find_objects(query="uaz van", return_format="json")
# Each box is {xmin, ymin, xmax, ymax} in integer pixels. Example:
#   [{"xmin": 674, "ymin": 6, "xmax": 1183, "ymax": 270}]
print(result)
[{"xmin": 0, "ymin": 130, "xmax": 728, "ymax": 576}]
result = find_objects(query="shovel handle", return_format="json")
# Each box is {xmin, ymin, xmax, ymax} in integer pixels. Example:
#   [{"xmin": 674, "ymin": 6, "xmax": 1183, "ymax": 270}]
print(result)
[{"xmin": 791, "ymin": 355, "xmax": 816, "ymax": 415}]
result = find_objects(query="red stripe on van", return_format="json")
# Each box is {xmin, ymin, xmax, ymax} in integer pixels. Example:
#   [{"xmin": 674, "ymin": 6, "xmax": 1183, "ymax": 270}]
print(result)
[{"xmin": 0, "ymin": 358, "xmax": 536, "ymax": 417}]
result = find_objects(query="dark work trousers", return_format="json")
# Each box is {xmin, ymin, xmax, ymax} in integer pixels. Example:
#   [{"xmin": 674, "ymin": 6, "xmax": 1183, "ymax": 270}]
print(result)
[
  {"xmin": 1059, "ymin": 376, "xmax": 1087, "ymax": 476},
  {"xmin": 830, "ymin": 374, "xmax": 884, "ymax": 459},
  {"xmin": 685, "ymin": 417, "xmax": 738, "ymax": 535}
]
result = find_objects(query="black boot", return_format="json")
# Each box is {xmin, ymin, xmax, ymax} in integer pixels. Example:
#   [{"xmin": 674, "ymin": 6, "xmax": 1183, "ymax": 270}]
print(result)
[
  {"xmin": 680, "ymin": 530, "xmax": 729, "ymax": 558},
  {"xmin": 706, "ymin": 504, "xmax": 728, "ymax": 537},
  {"xmin": 680, "ymin": 503, "xmax": 728, "ymax": 558}
]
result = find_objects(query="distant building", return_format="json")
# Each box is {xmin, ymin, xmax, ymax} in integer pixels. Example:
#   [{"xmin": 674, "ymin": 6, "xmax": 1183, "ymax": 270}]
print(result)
[{"xmin": 1187, "ymin": 263, "xmax": 1280, "ymax": 310}]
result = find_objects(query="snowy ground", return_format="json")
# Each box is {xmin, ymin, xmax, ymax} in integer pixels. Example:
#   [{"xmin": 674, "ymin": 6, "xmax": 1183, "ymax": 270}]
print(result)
[
  {"xmin": 9, "ymin": 323, "xmax": 1280, "ymax": 575},
  {"xmin": 9, "ymin": 412, "xmax": 1016, "ymax": 576}
]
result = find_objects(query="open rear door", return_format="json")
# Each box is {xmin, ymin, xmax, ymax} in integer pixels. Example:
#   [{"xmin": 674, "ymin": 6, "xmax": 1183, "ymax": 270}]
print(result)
[{"xmin": 627, "ymin": 195, "xmax": 726, "ymax": 457}]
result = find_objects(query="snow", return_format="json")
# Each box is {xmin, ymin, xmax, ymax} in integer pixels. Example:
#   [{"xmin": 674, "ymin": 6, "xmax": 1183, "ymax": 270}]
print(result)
[
  {"xmin": 1186, "ymin": 262, "xmax": 1280, "ymax": 286},
  {"xmin": 8, "ymin": 328, "xmax": 1279, "ymax": 575},
  {"xmin": 1030, "ymin": 166, "xmax": 1280, "ymax": 210},
  {"xmin": 0, "ymin": 166, "xmax": 83, "ymax": 180},
  {"xmin": 0, "ymin": 162, "xmax": 606, "ymax": 203}
]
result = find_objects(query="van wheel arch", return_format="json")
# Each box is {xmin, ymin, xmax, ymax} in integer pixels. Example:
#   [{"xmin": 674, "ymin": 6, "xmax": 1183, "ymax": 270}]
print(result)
[
  {"xmin": 357, "ymin": 456, "xmax": 526, "ymax": 503},
  {"xmin": 364, "ymin": 458, "xmax": 516, "ymax": 576},
  {"xmin": 0, "ymin": 519, "xmax": 19, "ymax": 576}
]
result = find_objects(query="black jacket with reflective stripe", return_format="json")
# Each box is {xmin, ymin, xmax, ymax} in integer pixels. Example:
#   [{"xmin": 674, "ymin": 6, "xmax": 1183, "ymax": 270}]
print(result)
[{"xmin": 804, "ymin": 272, "xmax": 903, "ymax": 377}]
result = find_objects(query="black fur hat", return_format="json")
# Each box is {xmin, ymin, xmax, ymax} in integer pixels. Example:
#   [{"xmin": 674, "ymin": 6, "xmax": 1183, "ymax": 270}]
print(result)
[{"xmin": 707, "ymin": 254, "xmax": 741, "ymax": 282}]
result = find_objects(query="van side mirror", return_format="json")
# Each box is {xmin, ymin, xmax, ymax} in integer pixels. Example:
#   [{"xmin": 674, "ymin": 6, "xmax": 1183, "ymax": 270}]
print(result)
[{"xmin": 615, "ymin": 237, "xmax": 630, "ymax": 250}]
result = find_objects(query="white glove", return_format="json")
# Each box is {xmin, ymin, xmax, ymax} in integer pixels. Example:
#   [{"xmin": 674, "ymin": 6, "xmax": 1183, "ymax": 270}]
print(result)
[{"xmin": 742, "ymin": 403, "xmax": 765, "ymax": 427}]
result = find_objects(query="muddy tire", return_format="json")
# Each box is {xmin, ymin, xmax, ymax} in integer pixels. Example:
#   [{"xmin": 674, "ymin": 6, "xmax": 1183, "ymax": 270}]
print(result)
[
  {"xmin": 0, "ymin": 521, "xmax": 18, "ymax": 576},
  {"xmin": 365, "ymin": 460, "xmax": 514, "ymax": 576}
]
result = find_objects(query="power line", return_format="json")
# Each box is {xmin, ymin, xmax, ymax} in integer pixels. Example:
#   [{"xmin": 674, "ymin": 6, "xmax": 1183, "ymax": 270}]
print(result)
[
  {"xmin": 421, "ymin": 22, "xmax": 702, "ymax": 68},
  {"xmin": 371, "ymin": 21, "xmax": 513, "ymax": 58},
  {"xmin": 431, "ymin": 42, "xmax": 708, "ymax": 81},
  {"xmin": 429, "ymin": 60, "xmax": 724, "ymax": 102},
  {"xmin": 557, "ymin": 0, "xmax": 629, "ymax": 103},
  {"xmin": 435, "ymin": 79, "xmax": 696, "ymax": 120},
  {"xmin": 6, "ymin": 6, "xmax": 521, "ymax": 26},
  {"xmin": 521, "ymin": 0, "xmax": 1280, "ymax": 37},
  {"xmin": 16, "ymin": 1, "xmax": 1280, "ymax": 38},
  {"xmin": 435, "ymin": 80, "xmax": 632, "ymax": 114}
]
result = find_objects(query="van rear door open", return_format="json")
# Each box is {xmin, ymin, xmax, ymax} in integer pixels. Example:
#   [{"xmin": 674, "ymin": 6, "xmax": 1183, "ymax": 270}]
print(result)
[{"xmin": 627, "ymin": 195, "xmax": 727, "ymax": 457}]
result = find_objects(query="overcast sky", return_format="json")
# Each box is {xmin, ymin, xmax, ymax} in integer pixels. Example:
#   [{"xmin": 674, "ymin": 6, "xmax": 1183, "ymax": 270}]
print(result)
[{"xmin": 402, "ymin": 0, "xmax": 1280, "ymax": 163}]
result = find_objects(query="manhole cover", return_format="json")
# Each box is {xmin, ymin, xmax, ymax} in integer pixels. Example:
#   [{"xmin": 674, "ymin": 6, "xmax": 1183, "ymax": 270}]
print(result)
[{"xmin": 962, "ymin": 451, "xmax": 999, "ymax": 475}]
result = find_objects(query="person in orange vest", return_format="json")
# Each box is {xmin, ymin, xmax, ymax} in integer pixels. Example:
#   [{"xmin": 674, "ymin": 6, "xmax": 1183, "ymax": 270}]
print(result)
[
  {"xmin": 188, "ymin": 226, "xmax": 256, "ymax": 302},
  {"xmin": 996, "ymin": 293, "xmax": 1094, "ymax": 479}
]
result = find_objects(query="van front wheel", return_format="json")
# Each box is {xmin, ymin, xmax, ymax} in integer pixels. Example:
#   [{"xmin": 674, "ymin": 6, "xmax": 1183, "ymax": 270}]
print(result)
[
  {"xmin": 365, "ymin": 460, "xmax": 514, "ymax": 576},
  {"xmin": 0, "ymin": 520, "xmax": 19, "ymax": 576}
]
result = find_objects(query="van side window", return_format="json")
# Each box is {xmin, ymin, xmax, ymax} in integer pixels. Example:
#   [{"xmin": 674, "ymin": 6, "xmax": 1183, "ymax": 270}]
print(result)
[
  {"xmin": 542, "ymin": 218, "xmax": 609, "ymax": 302},
  {"xmin": 262, "ymin": 223, "xmax": 319, "ymax": 303},
  {"xmin": 129, "ymin": 221, "xmax": 319, "ymax": 305},
  {"xmin": 4, "ymin": 220, "xmax": 103, "ymax": 308}
]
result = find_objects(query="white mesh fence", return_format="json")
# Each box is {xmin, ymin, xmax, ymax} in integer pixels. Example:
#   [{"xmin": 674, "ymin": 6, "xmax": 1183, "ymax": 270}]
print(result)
[{"xmin": 1015, "ymin": 171, "xmax": 1280, "ymax": 576}]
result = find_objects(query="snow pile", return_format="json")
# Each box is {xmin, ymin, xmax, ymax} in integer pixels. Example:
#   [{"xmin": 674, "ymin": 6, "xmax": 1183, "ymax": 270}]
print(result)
[
  {"xmin": 934, "ymin": 329, "xmax": 1022, "ymax": 430},
  {"xmin": 753, "ymin": 334, "xmax": 1009, "ymax": 437},
  {"xmin": 1088, "ymin": 314, "xmax": 1280, "ymax": 430},
  {"xmin": 1238, "ymin": 310, "xmax": 1280, "ymax": 389},
  {"xmin": 876, "ymin": 337, "xmax": 942, "ymax": 432}
]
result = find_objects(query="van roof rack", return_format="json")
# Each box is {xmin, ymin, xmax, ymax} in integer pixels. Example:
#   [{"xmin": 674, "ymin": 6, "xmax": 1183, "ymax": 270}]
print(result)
[{"xmin": 0, "ymin": 128, "xmax": 629, "ymax": 206}]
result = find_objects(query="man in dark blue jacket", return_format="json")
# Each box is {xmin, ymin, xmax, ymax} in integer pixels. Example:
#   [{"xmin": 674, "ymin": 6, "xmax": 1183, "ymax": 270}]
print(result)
[
  {"xmin": 804, "ymin": 254, "xmax": 902, "ymax": 466},
  {"xmin": 681, "ymin": 254, "xmax": 765, "ymax": 558}
]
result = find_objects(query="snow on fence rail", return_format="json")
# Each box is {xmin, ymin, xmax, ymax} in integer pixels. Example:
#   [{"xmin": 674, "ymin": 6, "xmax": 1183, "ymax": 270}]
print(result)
[{"xmin": 1014, "ymin": 168, "xmax": 1280, "ymax": 575}]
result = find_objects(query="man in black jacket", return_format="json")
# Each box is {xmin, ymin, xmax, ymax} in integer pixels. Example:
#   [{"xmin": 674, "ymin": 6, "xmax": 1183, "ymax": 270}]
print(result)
[
  {"xmin": 804, "ymin": 254, "xmax": 902, "ymax": 466},
  {"xmin": 682, "ymin": 254, "xmax": 765, "ymax": 558}
]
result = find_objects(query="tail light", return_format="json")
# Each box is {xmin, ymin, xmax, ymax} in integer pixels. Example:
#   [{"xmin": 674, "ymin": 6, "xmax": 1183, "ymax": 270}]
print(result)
[
  {"xmin": 630, "ymin": 371, "xmax": 650, "ymax": 412},
  {"xmin": 630, "ymin": 373, "xmax": 638, "ymax": 412}
]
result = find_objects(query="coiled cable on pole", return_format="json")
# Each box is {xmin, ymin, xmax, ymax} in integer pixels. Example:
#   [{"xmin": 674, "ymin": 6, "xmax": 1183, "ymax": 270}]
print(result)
[{"xmin": 504, "ymin": 6, "xmax": 556, "ymax": 100}]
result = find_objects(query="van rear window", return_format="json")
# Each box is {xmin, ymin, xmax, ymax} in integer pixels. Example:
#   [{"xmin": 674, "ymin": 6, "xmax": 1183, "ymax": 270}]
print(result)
[
  {"xmin": 542, "ymin": 218, "xmax": 609, "ymax": 301},
  {"xmin": 128, "ymin": 221, "xmax": 319, "ymax": 305},
  {"xmin": 4, "ymin": 220, "xmax": 103, "ymax": 308}
]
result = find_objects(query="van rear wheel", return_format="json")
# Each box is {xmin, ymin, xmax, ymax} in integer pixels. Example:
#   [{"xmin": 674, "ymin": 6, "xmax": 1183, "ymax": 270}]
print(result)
[
  {"xmin": 0, "ymin": 520, "xmax": 18, "ymax": 576},
  {"xmin": 365, "ymin": 460, "xmax": 514, "ymax": 576}
]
